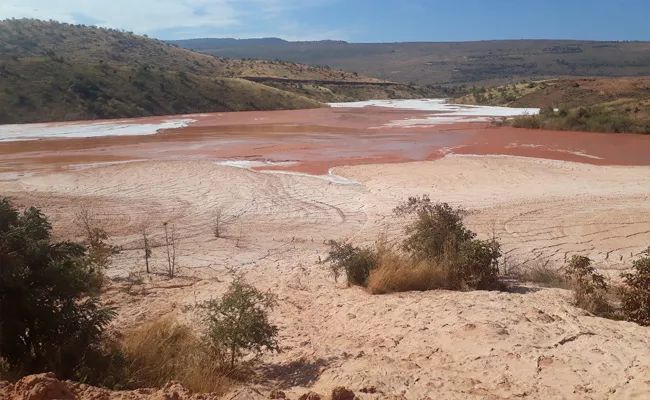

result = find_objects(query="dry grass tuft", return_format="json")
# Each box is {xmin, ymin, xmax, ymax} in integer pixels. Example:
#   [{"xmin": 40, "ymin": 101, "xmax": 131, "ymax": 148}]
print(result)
[
  {"xmin": 120, "ymin": 317, "xmax": 231, "ymax": 394},
  {"xmin": 367, "ymin": 247, "xmax": 451, "ymax": 294},
  {"xmin": 511, "ymin": 259, "xmax": 570, "ymax": 289}
]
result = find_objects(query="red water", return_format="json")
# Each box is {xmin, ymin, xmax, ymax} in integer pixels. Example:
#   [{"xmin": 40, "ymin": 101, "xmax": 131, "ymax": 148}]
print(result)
[{"xmin": 1, "ymin": 107, "xmax": 650, "ymax": 177}]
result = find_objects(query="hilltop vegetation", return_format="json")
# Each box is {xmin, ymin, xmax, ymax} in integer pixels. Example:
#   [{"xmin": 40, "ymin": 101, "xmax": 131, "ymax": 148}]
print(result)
[
  {"xmin": 168, "ymin": 38, "xmax": 650, "ymax": 86},
  {"xmin": 0, "ymin": 19, "xmax": 366, "ymax": 83},
  {"xmin": 0, "ymin": 55, "xmax": 323, "ymax": 124},
  {"xmin": 0, "ymin": 19, "xmax": 442, "ymax": 124},
  {"xmin": 455, "ymin": 77, "xmax": 650, "ymax": 134}
]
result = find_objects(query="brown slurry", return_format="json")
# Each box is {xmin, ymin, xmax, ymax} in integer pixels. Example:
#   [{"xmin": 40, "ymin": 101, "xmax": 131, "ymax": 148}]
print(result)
[{"xmin": 2, "ymin": 106, "xmax": 650, "ymax": 179}]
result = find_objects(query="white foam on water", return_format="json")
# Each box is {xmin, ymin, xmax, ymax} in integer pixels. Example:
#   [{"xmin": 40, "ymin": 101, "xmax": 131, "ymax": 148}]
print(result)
[
  {"xmin": 0, "ymin": 119, "xmax": 196, "ymax": 142},
  {"xmin": 329, "ymin": 99, "xmax": 539, "ymax": 128}
]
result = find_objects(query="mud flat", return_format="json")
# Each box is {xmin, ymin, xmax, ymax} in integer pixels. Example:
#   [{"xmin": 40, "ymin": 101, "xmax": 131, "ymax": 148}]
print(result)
[{"xmin": 1, "ymin": 101, "xmax": 650, "ymax": 399}]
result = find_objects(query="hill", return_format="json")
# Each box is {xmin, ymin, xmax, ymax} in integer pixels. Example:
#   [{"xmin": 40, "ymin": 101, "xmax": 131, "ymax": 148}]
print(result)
[
  {"xmin": 0, "ymin": 55, "xmax": 324, "ymax": 124},
  {"xmin": 455, "ymin": 77, "xmax": 650, "ymax": 134},
  {"xmin": 168, "ymin": 38, "xmax": 650, "ymax": 86},
  {"xmin": 0, "ymin": 19, "xmax": 442, "ymax": 124}
]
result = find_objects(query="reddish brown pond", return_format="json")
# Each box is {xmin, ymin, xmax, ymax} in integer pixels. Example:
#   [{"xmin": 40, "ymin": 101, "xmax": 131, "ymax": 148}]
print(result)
[{"xmin": 2, "ymin": 106, "xmax": 650, "ymax": 178}]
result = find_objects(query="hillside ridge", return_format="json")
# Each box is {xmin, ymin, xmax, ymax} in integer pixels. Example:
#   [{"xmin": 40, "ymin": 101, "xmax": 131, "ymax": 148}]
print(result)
[
  {"xmin": 0, "ymin": 19, "xmax": 441, "ymax": 124},
  {"xmin": 168, "ymin": 37, "xmax": 650, "ymax": 85}
]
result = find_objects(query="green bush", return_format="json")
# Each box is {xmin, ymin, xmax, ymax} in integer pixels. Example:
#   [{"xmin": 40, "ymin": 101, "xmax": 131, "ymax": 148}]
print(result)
[
  {"xmin": 510, "ymin": 105, "xmax": 647, "ymax": 134},
  {"xmin": 0, "ymin": 198, "xmax": 115, "ymax": 380},
  {"xmin": 564, "ymin": 255, "xmax": 613, "ymax": 316},
  {"xmin": 621, "ymin": 249, "xmax": 650, "ymax": 326},
  {"xmin": 455, "ymin": 238, "xmax": 502, "ymax": 290},
  {"xmin": 202, "ymin": 277, "xmax": 279, "ymax": 370},
  {"xmin": 393, "ymin": 196, "xmax": 475, "ymax": 261},
  {"xmin": 326, "ymin": 240, "xmax": 378, "ymax": 286},
  {"xmin": 328, "ymin": 196, "xmax": 504, "ymax": 293}
]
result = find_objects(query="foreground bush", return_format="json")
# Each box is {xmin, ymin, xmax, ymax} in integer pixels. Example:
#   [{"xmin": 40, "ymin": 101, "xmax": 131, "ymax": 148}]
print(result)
[
  {"xmin": 0, "ymin": 198, "xmax": 115, "ymax": 380},
  {"xmin": 621, "ymin": 249, "xmax": 650, "ymax": 326},
  {"xmin": 327, "ymin": 196, "xmax": 503, "ymax": 294}
]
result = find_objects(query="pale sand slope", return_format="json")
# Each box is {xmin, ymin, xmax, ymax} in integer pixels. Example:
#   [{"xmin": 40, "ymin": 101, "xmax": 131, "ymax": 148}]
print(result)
[{"xmin": 1, "ymin": 156, "xmax": 650, "ymax": 399}]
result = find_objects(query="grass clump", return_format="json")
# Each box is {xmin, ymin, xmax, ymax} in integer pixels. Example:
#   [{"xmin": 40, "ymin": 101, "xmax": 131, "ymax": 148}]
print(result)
[
  {"xmin": 510, "ymin": 259, "xmax": 570, "ymax": 289},
  {"xmin": 119, "ymin": 318, "xmax": 231, "ymax": 394},
  {"xmin": 326, "ymin": 196, "xmax": 503, "ymax": 294},
  {"xmin": 510, "ymin": 105, "xmax": 650, "ymax": 134}
]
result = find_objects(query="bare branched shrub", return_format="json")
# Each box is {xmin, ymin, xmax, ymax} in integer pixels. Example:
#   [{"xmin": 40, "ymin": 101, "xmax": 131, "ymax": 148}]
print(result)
[
  {"xmin": 212, "ymin": 206, "xmax": 239, "ymax": 238},
  {"xmin": 202, "ymin": 276, "xmax": 279, "ymax": 370},
  {"xmin": 75, "ymin": 205, "xmax": 120, "ymax": 273},
  {"xmin": 235, "ymin": 226, "xmax": 244, "ymax": 248},
  {"xmin": 565, "ymin": 255, "xmax": 613, "ymax": 316},
  {"xmin": 142, "ymin": 228, "xmax": 152, "ymax": 274},
  {"xmin": 163, "ymin": 222, "xmax": 178, "ymax": 278},
  {"xmin": 621, "ymin": 248, "xmax": 650, "ymax": 326},
  {"xmin": 120, "ymin": 318, "xmax": 231, "ymax": 394}
]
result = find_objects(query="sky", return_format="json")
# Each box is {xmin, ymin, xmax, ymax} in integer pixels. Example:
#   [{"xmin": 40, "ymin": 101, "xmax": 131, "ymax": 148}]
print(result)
[{"xmin": 0, "ymin": 0, "xmax": 648, "ymax": 42}]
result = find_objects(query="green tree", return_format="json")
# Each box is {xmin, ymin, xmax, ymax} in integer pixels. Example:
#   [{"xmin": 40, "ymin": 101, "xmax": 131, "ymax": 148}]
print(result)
[
  {"xmin": 202, "ymin": 277, "xmax": 279, "ymax": 370},
  {"xmin": 0, "ymin": 198, "xmax": 115, "ymax": 379}
]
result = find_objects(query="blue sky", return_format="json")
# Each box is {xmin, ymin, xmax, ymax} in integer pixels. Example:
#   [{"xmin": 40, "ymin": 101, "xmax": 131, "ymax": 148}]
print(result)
[{"xmin": 1, "ymin": 0, "xmax": 648, "ymax": 42}]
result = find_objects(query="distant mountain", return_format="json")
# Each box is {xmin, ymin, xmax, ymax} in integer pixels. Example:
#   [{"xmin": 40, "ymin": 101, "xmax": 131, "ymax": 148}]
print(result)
[
  {"xmin": 168, "ymin": 38, "xmax": 650, "ymax": 86},
  {"xmin": 169, "ymin": 38, "xmax": 348, "ymax": 51},
  {"xmin": 0, "ymin": 19, "xmax": 437, "ymax": 124}
]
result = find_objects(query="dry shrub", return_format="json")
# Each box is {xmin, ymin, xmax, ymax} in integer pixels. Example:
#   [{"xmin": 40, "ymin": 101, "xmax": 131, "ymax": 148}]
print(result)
[
  {"xmin": 120, "ymin": 318, "xmax": 231, "ymax": 394},
  {"xmin": 512, "ymin": 259, "xmax": 570, "ymax": 289},
  {"xmin": 367, "ymin": 238, "xmax": 503, "ymax": 294},
  {"xmin": 367, "ymin": 249, "xmax": 451, "ymax": 294}
]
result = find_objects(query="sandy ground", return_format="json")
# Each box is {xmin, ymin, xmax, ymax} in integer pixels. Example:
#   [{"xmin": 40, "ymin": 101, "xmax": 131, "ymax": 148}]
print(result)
[{"xmin": 2, "ymin": 105, "xmax": 650, "ymax": 399}]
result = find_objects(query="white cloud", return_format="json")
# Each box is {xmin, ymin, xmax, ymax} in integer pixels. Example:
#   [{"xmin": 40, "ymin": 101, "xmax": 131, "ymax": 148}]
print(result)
[{"xmin": 0, "ymin": 0, "xmax": 338, "ymax": 39}]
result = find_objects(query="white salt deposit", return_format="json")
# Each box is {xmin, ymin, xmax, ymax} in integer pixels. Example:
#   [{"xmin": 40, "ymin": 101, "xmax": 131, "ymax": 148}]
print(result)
[
  {"xmin": 214, "ymin": 160, "xmax": 359, "ymax": 184},
  {"xmin": 329, "ymin": 99, "xmax": 539, "ymax": 127},
  {"xmin": 0, "ymin": 119, "xmax": 196, "ymax": 142},
  {"xmin": 261, "ymin": 168, "xmax": 360, "ymax": 185},
  {"xmin": 215, "ymin": 160, "xmax": 298, "ymax": 169}
]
